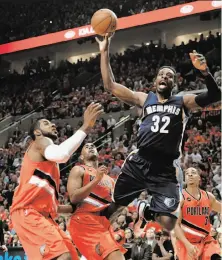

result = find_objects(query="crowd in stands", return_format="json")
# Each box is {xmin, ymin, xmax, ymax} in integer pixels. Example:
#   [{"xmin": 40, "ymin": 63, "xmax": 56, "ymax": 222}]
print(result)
[
  {"xmin": 0, "ymin": 31, "xmax": 221, "ymax": 121},
  {"xmin": 0, "ymin": 0, "xmax": 197, "ymax": 44}
]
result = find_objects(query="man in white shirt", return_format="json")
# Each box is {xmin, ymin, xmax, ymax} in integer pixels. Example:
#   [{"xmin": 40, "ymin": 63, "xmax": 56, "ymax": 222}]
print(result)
[{"xmin": 191, "ymin": 148, "xmax": 202, "ymax": 163}]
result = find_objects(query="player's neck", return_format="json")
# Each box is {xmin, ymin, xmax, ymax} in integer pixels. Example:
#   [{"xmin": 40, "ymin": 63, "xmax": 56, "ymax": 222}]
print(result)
[
  {"xmin": 84, "ymin": 160, "xmax": 98, "ymax": 169},
  {"xmin": 186, "ymin": 186, "xmax": 200, "ymax": 196},
  {"xmin": 156, "ymin": 92, "xmax": 171, "ymax": 102}
]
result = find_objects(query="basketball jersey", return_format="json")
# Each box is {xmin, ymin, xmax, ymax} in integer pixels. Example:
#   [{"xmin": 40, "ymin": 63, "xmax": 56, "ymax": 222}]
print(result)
[
  {"xmin": 181, "ymin": 189, "xmax": 211, "ymax": 243},
  {"xmin": 137, "ymin": 92, "xmax": 189, "ymax": 159},
  {"xmin": 11, "ymin": 151, "xmax": 60, "ymax": 219},
  {"xmin": 75, "ymin": 165, "xmax": 114, "ymax": 213}
]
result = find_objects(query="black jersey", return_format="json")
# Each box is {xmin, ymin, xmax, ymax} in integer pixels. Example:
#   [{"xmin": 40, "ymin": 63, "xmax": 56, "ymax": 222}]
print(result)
[{"xmin": 137, "ymin": 92, "xmax": 189, "ymax": 159}]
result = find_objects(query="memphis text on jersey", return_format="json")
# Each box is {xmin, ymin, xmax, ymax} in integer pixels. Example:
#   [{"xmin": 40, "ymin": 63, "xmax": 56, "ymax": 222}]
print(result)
[{"xmin": 144, "ymin": 104, "xmax": 180, "ymax": 116}]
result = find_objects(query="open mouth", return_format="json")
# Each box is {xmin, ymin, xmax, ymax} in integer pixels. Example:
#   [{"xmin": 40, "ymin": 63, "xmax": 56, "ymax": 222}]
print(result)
[{"xmin": 159, "ymin": 81, "xmax": 167, "ymax": 86}]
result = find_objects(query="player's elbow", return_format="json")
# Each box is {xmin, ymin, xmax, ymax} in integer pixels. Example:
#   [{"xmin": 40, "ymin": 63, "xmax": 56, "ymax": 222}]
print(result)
[
  {"xmin": 44, "ymin": 144, "xmax": 70, "ymax": 163},
  {"xmin": 104, "ymin": 80, "xmax": 114, "ymax": 91},
  {"xmin": 69, "ymin": 193, "xmax": 79, "ymax": 204}
]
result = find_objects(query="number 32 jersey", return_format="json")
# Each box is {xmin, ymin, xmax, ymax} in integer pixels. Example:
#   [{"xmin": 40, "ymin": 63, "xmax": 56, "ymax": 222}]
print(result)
[{"xmin": 137, "ymin": 92, "xmax": 189, "ymax": 159}]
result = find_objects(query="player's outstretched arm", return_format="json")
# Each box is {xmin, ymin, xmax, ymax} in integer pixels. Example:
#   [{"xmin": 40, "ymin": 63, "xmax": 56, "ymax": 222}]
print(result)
[
  {"xmin": 67, "ymin": 165, "xmax": 107, "ymax": 204},
  {"xmin": 96, "ymin": 34, "xmax": 147, "ymax": 107},
  {"xmin": 37, "ymin": 103, "xmax": 103, "ymax": 163},
  {"xmin": 208, "ymin": 192, "xmax": 222, "ymax": 214},
  {"xmin": 183, "ymin": 50, "xmax": 221, "ymax": 111}
]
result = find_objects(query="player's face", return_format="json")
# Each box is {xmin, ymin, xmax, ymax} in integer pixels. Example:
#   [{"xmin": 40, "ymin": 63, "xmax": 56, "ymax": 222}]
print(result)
[
  {"xmin": 38, "ymin": 119, "xmax": 58, "ymax": 141},
  {"xmin": 185, "ymin": 168, "xmax": 200, "ymax": 186},
  {"xmin": 155, "ymin": 68, "xmax": 175, "ymax": 94},
  {"xmin": 82, "ymin": 143, "xmax": 98, "ymax": 160}
]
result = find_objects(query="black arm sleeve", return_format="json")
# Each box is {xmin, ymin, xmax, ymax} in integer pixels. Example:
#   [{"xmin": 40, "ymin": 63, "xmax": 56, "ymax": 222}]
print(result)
[
  {"xmin": 195, "ymin": 73, "xmax": 221, "ymax": 108},
  {"xmin": 0, "ymin": 220, "xmax": 4, "ymax": 246}
]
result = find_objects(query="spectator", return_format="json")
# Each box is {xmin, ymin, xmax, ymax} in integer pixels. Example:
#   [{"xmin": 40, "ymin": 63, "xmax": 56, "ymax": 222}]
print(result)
[
  {"xmin": 131, "ymin": 236, "xmax": 152, "ymax": 260},
  {"xmin": 107, "ymin": 115, "xmax": 116, "ymax": 128},
  {"xmin": 152, "ymin": 231, "xmax": 174, "ymax": 260},
  {"xmin": 145, "ymin": 228, "xmax": 157, "ymax": 252}
]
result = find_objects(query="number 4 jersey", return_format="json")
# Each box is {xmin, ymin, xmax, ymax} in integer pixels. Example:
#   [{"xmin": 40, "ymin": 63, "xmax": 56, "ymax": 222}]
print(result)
[{"xmin": 137, "ymin": 92, "xmax": 189, "ymax": 159}]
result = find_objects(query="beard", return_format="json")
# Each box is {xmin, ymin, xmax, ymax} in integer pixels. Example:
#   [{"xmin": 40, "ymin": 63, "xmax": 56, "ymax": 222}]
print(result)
[{"xmin": 41, "ymin": 130, "xmax": 58, "ymax": 141}]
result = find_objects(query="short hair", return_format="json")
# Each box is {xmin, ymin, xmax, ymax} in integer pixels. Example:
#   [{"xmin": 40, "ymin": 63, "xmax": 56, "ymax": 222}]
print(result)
[
  {"xmin": 158, "ymin": 66, "xmax": 177, "ymax": 75},
  {"xmin": 29, "ymin": 119, "xmax": 41, "ymax": 140}
]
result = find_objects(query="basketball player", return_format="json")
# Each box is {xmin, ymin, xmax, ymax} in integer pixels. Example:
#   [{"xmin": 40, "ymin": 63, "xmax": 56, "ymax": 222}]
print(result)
[
  {"xmin": 10, "ymin": 103, "xmax": 103, "ymax": 260},
  {"xmin": 96, "ymin": 35, "xmax": 221, "ymax": 231},
  {"xmin": 174, "ymin": 167, "xmax": 221, "ymax": 260},
  {"xmin": 67, "ymin": 143, "xmax": 126, "ymax": 260}
]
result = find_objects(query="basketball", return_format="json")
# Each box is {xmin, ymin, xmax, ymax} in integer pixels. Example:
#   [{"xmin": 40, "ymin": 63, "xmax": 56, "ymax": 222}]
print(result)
[{"xmin": 91, "ymin": 9, "xmax": 117, "ymax": 36}]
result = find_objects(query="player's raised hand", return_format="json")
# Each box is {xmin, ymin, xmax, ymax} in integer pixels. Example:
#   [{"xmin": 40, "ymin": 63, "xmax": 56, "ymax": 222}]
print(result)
[
  {"xmin": 96, "ymin": 165, "xmax": 108, "ymax": 181},
  {"xmin": 95, "ymin": 33, "xmax": 114, "ymax": 52},
  {"xmin": 189, "ymin": 50, "xmax": 208, "ymax": 74},
  {"xmin": 82, "ymin": 103, "xmax": 103, "ymax": 131}
]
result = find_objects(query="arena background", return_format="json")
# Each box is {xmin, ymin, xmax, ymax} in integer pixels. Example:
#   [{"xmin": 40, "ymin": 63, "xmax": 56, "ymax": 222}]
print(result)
[{"xmin": 0, "ymin": 0, "xmax": 221, "ymax": 259}]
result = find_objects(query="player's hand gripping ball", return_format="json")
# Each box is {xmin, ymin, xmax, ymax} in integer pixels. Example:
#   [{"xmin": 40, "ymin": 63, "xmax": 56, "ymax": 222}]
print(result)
[{"xmin": 91, "ymin": 9, "xmax": 117, "ymax": 36}]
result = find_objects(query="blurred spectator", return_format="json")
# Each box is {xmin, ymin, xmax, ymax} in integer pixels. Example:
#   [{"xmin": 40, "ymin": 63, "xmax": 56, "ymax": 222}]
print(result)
[
  {"xmin": 152, "ymin": 231, "xmax": 174, "ymax": 260},
  {"xmin": 145, "ymin": 228, "xmax": 157, "ymax": 252},
  {"xmin": 131, "ymin": 236, "xmax": 152, "ymax": 260}
]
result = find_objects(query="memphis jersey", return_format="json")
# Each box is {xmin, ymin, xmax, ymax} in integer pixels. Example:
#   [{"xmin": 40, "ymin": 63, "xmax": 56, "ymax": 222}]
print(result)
[
  {"xmin": 138, "ymin": 92, "xmax": 189, "ymax": 159},
  {"xmin": 11, "ymin": 151, "xmax": 60, "ymax": 218},
  {"xmin": 75, "ymin": 165, "xmax": 114, "ymax": 213},
  {"xmin": 181, "ymin": 189, "xmax": 211, "ymax": 243}
]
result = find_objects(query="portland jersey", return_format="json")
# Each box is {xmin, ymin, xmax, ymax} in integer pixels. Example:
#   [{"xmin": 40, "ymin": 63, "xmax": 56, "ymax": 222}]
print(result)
[
  {"xmin": 11, "ymin": 151, "xmax": 60, "ymax": 218},
  {"xmin": 138, "ymin": 92, "xmax": 189, "ymax": 159},
  {"xmin": 181, "ymin": 189, "xmax": 211, "ymax": 243},
  {"xmin": 75, "ymin": 165, "xmax": 114, "ymax": 213}
]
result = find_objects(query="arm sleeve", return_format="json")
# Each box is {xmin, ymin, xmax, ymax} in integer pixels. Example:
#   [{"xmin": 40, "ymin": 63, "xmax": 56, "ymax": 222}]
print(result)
[
  {"xmin": 44, "ymin": 130, "xmax": 87, "ymax": 163},
  {"xmin": 0, "ymin": 220, "xmax": 4, "ymax": 245},
  {"xmin": 195, "ymin": 73, "xmax": 221, "ymax": 107}
]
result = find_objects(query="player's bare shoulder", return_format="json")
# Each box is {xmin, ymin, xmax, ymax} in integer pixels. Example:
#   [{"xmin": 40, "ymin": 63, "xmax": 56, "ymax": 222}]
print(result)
[
  {"xmin": 134, "ymin": 91, "xmax": 148, "ymax": 108},
  {"xmin": 69, "ymin": 165, "xmax": 85, "ymax": 178}
]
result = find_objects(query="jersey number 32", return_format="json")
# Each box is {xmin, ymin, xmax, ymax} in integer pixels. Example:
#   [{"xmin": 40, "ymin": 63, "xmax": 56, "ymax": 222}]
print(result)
[{"xmin": 151, "ymin": 115, "xmax": 170, "ymax": 133}]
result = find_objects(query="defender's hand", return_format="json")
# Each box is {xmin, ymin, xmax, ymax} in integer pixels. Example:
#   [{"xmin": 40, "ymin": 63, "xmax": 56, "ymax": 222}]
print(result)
[
  {"xmin": 185, "ymin": 242, "xmax": 198, "ymax": 259},
  {"xmin": 189, "ymin": 50, "xmax": 208, "ymax": 75},
  {"xmin": 82, "ymin": 103, "xmax": 103, "ymax": 131},
  {"xmin": 96, "ymin": 165, "xmax": 108, "ymax": 181}
]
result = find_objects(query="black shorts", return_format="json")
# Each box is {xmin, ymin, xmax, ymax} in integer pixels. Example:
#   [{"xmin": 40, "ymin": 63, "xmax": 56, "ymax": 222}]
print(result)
[{"xmin": 113, "ymin": 150, "xmax": 180, "ymax": 218}]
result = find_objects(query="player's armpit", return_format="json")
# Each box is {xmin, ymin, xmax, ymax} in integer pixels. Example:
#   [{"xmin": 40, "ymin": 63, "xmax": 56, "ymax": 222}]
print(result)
[
  {"xmin": 108, "ymin": 82, "xmax": 147, "ymax": 108},
  {"xmin": 208, "ymin": 192, "xmax": 222, "ymax": 213},
  {"xmin": 183, "ymin": 94, "xmax": 200, "ymax": 111}
]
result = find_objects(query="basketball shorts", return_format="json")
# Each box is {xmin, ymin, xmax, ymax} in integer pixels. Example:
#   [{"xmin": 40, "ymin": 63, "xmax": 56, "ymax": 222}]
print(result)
[
  {"xmin": 11, "ymin": 208, "xmax": 79, "ymax": 260},
  {"xmin": 113, "ymin": 150, "xmax": 180, "ymax": 218},
  {"xmin": 68, "ymin": 212, "xmax": 127, "ymax": 260},
  {"xmin": 176, "ymin": 236, "xmax": 221, "ymax": 260}
]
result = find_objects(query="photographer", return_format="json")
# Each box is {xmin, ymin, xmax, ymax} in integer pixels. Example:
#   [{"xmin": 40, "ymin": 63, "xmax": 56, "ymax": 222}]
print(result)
[{"xmin": 152, "ymin": 231, "xmax": 174, "ymax": 260}]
